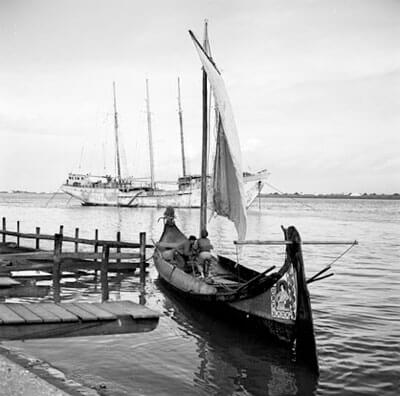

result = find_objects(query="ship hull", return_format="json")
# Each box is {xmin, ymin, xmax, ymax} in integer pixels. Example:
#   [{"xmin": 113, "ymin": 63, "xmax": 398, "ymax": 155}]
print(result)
[{"xmin": 61, "ymin": 176, "xmax": 265, "ymax": 208}]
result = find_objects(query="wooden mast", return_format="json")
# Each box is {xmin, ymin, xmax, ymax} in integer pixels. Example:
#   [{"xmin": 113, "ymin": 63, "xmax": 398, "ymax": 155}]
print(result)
[
  {"xmin": 200, "ymin": 20, "xmax": 210, "ymax": 236},
  {"xmin": 177, "ymin": 77, "xmax": 186, "ymax": 177},
  {"xmin": 145, "ymin": 79, "xmax": 155, "ymax": 190},
  {"xmin": 113, "ymin": 81, "xmax": 122, "ymax": 182}
]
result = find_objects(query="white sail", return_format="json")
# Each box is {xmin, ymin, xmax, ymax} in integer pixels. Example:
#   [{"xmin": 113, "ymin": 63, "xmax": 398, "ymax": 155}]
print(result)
[{"xmin": 191, "ymin": 33, "xmax": 247, "ymax": 240}]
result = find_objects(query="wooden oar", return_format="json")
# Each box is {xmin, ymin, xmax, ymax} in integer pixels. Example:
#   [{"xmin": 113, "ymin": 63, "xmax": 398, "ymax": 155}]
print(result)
[
  {"xmin": 307, "ymin": 272, "xmax": 334, "ymax": 284},
  {"xmin": 234, "ymin": 265, "xmax": 276, "ymax": 294},
  {"xmin": 307, "ymin": 266, "xmax": 332, "ymax": 284}
]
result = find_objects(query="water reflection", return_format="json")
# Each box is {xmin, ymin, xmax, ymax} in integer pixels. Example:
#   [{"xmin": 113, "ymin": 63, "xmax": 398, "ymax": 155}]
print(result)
[{"xmin": 158, "ymin": 280, "xmax": 318, "ymax": 396}]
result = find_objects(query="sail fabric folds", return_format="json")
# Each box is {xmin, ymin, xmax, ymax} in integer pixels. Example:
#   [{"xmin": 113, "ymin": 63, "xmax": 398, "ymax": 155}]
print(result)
[{"xmin": 191, "ymin": 34, "xmax": 247, "ymax": 240}]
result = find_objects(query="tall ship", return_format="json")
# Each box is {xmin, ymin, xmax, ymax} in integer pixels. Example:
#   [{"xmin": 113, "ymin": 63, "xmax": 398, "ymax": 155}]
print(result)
[{"xmin": 61, "ymin": 80, "xmax": 268, "ymax": 208}]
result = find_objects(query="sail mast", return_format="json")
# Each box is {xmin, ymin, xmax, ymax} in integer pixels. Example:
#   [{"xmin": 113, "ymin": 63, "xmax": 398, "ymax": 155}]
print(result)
[
  {"xmin": 200, "ymin": 20, "xmax": 210, "ymax": 235},
  {"xmin": 113, "ymin": 81, "xmax": 122, "ymax": 182},
  {"xmin": 145, "ymin": 79, "xmax": 155, "ymax": 190},
  {"xmin": 177, "ymin": 77, "xmax": 186, "ymax": 177}
]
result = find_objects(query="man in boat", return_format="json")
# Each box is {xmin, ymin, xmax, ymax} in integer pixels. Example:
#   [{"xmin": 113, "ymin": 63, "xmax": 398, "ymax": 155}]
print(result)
[
  {"xmin": 161, "ymin": 234, "xmax": 197, "ymax": 273},
  {"xmin": 194, "ymin": 230, "xmax": 214, "ymax": 277},
  {"xmin": 178, "ymin": 235, "xmax": 197, "ymax": 273}
]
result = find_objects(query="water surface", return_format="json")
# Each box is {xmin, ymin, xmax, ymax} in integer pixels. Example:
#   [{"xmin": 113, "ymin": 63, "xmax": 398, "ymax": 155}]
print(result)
[{"xmin": 0, "ymin": 193, "xmax": 398, "ymax": 395}]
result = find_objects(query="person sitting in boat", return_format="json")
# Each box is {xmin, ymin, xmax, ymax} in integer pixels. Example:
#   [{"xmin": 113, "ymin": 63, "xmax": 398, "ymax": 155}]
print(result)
[
  {"xmin": 161, "ymin": 248, "xmax": 177, "ymax": 262},
  {"xmin": 177, "ymin": 235, "xmax": 197, "ymax": 273},
  {"xmin": 160, "ymin": 234, "xmax": 197, "ymax": 271},
  {"xmin": 194, "ymin": 230, "xmax": 214, "ymax": 277}
]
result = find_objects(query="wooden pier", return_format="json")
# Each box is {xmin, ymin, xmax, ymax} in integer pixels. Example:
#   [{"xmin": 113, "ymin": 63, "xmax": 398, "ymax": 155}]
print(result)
[
  {"xmin": 0, "ymin": 217, "xmax": 160, "ymax": 340},
  {"xmin": 0, "ymin": 216, "xmax": 153, "ymax": 302},
  {"xmin": 0, "ymin": 301, "xmax": 159, "ymax": 340}
]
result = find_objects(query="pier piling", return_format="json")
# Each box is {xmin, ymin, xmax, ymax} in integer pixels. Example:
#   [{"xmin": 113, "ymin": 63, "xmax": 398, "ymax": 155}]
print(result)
[
  {"xmin": 16, "ymin": 221, "xmax": 20, "ymax": 247},
  {"xmin": 94, "ymin": 229, "xmax": 99, "ymax": 279},
  {"xmin": 75, "ymin": 228, "xmax": 79, "ymax": 252},
  {"xmin": 35, "ymin": 227, "xmax": 40, "ymax": 249},
  {"xmin": 53, "ymin": 233, "xmax": 63, "ymax": 303},
  {"xmin": 116, "ymin": 231, "xmax": 121, "ymax": 265},
  {"xmin": 139, "ymin": 232, "xmax": 146, "ymax": 305},
  {"xmin": 101, "ymin": 245, "xmax": 110, "ymax": 302},
  {"xmin": 2, "ymin": 217, "xmax": 5, "ymax": 243}
]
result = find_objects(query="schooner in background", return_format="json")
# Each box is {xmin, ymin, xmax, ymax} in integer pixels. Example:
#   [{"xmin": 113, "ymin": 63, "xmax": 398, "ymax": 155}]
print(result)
[{"xmin": 61, "ymin": 80, "xmax": 268, "ymax": 208}]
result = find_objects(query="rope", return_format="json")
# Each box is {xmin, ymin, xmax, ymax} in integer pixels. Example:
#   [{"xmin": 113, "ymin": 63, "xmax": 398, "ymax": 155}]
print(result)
[
  {"xmin": 45, "ymin": 186, "xmax": 62, "ymax": 207},
  {"xmin": 235, "ymin": 243, "xmax": 240, "ymax": 267},
  {"xmin": 264, "ymin": 181, "xmax": 317, "ymax": 211},
  {"xmin": 234, "ymin": 244, "xmax": 242, "ymax": 281},
  {"xmin": 307, "ymin": 241, "xmax": 358, "ymax": 283},
  {"xmin": 65, "ymin": 195, "xmax": 73, "ymax": 206},
  {"xmin": 326, "ymin": 241, "xmax": 358, "ymax": 268}
]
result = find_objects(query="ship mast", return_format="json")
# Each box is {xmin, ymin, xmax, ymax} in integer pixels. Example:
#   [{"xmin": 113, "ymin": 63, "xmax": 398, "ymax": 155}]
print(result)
[
  {"xmin": 113, "ymin": 81, "xmax": 122, "ymax": 182},
  {"xmin": 145, "ymin": 79, "xmax": 155, "ymax": 190},
  {"xmin": 200, "ymin": 20, "xmax": 210, "ymax": 236},
  {"xmin": 177, "ymin": 77, "xmax": 186, "ymax": 177}
]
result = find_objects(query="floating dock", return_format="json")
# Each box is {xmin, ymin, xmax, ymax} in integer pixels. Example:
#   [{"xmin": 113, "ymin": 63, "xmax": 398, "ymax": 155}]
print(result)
[{"xmin": 0, "ymin": 301, "xmax": 159, "ymax": 340}]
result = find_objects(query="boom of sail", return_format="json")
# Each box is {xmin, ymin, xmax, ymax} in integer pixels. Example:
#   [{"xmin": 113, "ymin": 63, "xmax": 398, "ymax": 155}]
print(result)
[{"xmin": 190, "ymin": 31, "xmax": 247, "ymax": 240}]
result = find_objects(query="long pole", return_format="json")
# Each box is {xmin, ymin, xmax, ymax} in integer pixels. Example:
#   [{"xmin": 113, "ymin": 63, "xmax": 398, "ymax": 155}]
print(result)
[
  {"xmin": 200, "ymin": 20, "xmax": 209, "ymax": 236},
  {"xmin": 113, "ymin": 81, "xmax": 122, "ymax": 182},
  {"xmin": 146, "ymin": 79, "xmax": 155, "ymax": 190},
  {"xmin": 177, "ymin": 77, "xmax": 186, "ymax": 177}
]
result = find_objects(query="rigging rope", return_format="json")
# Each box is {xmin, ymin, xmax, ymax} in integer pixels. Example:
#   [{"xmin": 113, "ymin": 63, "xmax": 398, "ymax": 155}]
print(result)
[
  {"xmin": 45, "ymin": 186, "xmax": 61, "ymax": 207},
  {"xmin": 325, "ymin": 241, "xmax": 358, "ymax": 268},
  {"xmin": 264, "ymin": 180, "xmax": 317, "ymax": 211},
  {"xmin": 307, "ymin": 241, "xmax": 358, "ymax": 283}
]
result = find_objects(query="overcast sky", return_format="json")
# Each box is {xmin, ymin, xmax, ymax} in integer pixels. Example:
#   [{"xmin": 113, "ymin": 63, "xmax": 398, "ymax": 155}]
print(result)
[{"xmin": 1, "ymin": 0, "xmax": 399, "ymax": 193}]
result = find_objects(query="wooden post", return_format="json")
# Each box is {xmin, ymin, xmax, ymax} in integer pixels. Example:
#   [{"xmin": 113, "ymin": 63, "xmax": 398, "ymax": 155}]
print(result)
[
  {"xmin": 116, "ymin": 231, "xmax": 121, "ymax": 266},
  {"xmin": 101, "ymin": 244, "xmax": 110, "ymax": 302},
  {"xmin": 2, "ymin": 217, "xmax": 6, "ymax": 243},
  {"xmin": 53, "ymin": 233, "xmax": 63, "ymax": 303},
  {"xmin": 139, "ymin": 232, "xmax": 146, "ymax": 305},
  {"xmin": 199, "ymin": 22, "xmax": 210, "ymax": 237},
  {"xmin": 75, "ymin": 227, "xmax": 79, "ymax": 252},
  {"xmin": 16, "ymin": 221, "xmax": 20, "ymax": 248},
  {"xmin": 59, "ymin": 225, "xmax": 64, "ymax": 235},
  {"xmin": 35, "ymin": 227, "xmax": 40, "ymax": 249},
  {"xmin": 94, "ymin": 229, "xmax": 99, "ymax": 279}
]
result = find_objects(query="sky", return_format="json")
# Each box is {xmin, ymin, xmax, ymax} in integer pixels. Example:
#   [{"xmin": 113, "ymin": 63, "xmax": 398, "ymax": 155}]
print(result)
[{"xmin": 0, "ymin": 0, "xmax": 399, "ymax": 194}]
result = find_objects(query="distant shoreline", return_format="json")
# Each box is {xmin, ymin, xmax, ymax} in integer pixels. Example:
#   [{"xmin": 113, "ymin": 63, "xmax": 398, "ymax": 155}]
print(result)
[
  {"xmin": 0, "ymin": 191, "xmax": 399, "ymax": 200},
  {"xmin": 260, "ymin": 193, "xmax": 400, "ymax": 200}
]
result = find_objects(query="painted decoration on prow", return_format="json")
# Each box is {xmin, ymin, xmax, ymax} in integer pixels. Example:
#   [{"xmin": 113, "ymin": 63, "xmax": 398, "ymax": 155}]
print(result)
[{"xmin": 271, "ymin": 264, "xmax": 297, "ymax": 320}]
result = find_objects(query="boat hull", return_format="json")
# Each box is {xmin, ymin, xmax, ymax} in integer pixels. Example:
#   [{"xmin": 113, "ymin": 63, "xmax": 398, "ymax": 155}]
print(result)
[
  {"xmin": 156, "ymin": 265, "xmax": 296, "ymax": 345},
  {"xmin": 153, "ymin": 245, "xmax": 297, "ymax": 346}
]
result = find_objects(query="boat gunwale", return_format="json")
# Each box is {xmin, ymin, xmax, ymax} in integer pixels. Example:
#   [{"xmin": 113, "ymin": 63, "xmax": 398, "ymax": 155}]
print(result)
[{"xmin": 154, "ymin": 222, "xmax": 292, "ymax": 303}]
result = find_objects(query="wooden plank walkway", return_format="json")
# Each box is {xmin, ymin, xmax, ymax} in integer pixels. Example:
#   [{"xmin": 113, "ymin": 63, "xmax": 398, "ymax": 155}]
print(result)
[{"xmin": 0, "ymin": 301, "xmax": 159, "ymax": 340}]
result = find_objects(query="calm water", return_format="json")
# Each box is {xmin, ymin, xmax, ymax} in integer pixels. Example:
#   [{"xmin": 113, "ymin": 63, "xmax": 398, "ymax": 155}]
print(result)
[{"xmin": 0, "ymin": 193, "xmax": 399, "ymax": 395}]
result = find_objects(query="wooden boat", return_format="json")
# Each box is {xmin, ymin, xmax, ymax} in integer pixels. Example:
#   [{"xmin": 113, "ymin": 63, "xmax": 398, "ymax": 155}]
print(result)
[
  {"xmin": 154, "ymin": 23, "xmax": 319, "ymax": 373},
  {"xmin": 155, "ymin": 213, "xmax": 319, "ymax": 372}
]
